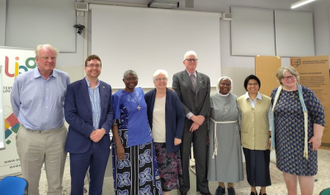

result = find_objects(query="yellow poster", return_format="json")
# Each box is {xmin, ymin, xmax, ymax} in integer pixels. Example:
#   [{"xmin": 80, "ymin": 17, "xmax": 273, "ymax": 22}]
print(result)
[{"xmin": 290, "ymin": 56, "xmax": 330, "ymax": 149}]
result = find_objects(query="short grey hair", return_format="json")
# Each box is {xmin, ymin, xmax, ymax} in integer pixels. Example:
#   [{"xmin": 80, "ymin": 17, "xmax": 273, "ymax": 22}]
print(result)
[
  {"xmin": 276, "ymin": 66, "xmax": 300, "ymax": 85},
  {"xmin": 123, "ymin": 70, "xmax": 138, "ymax": 79},
  {"xmin": 152, "ymin": 69, "xmax": 168, "ymax": 81},
  {"xmin": 35, "ymin": 44, "xmax": 59, "ymax": 57},
  {"xmin": 183, "ymin": 50, "xmax": 198, "ymax": 60}
]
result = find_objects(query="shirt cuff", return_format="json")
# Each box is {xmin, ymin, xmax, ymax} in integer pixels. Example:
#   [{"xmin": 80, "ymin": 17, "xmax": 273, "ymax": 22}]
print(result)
[{"xmin": 186, "ymin": 112, "xmax": 194, "ymax": 120}]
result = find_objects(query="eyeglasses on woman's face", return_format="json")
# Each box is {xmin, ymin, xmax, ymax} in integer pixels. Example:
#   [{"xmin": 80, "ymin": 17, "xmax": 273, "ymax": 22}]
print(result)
[
  {"xmin": 282, "ymin": 75, "xmax": 295, "ymax": 81},
  {"xmin": 155, "ymin": 78, "xmax": 167, "ymax": 82}
]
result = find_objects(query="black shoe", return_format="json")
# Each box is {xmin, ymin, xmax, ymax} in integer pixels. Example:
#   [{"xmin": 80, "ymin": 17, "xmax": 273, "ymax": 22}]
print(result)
[
  {"xmin": 200, "ymin": 193, "xmax": 212, "ymax": 195},
  {"xmin": 228, "ymin": 187, "xmax": 235, "ymax": 195},
  {"xmin": 215, "ymin": 186, "xmax": 225, "ymax": 195},
  {"xmin": 259, "ymin": 192, "xmax": 267, "ymax": 195},
  {"xmin": 250, "ymin": 192, "xmax": 257, "ymax": 195}
]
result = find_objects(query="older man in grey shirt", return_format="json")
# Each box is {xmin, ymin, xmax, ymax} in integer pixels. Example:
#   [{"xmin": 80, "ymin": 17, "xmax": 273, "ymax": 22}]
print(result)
[{"xmin": 11, "ymin": 44, "xmax": 70, "ymax": 195}]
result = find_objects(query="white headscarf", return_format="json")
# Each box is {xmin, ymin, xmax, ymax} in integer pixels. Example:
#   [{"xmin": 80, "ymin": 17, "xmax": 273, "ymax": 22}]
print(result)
[{"xmin": 216, "ymin": 76, "xmax": 233, "ymax": 95}]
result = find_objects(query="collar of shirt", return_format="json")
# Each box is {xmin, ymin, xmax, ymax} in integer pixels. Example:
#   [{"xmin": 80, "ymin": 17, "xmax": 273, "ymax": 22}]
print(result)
[
  {"xmin": 84, "ymin": 77, "xmax": 100, "ymax": 87},
  {"xmin": 244, "ymin": 91, "xmax": 262, "ymax": 100},
  {"xmin": 33, "ymin": 68, "xmax": 57, "ymax": 79},
  {"xmin": 186, "ymin": 70, "xmax": 196, "ymax": 77}
]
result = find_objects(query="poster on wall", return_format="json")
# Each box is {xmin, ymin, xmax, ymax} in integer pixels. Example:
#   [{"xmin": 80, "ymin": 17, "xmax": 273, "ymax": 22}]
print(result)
[
  {"xmin": 255, "ymin": 55, "xmax": 281, "ymax": 96},
  {"xmin": 0, "ymin": 47, "xmax": 36, "ymax": 177},
  {"xmin": 290, "ymin": 56, "xmax": 330, "ymax": 149}
]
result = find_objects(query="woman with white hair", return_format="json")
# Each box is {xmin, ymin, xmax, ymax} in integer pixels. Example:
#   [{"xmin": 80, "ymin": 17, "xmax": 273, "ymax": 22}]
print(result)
[
  {"xmin": 207, "ymin": 76, "xmax": 244, "ymax": 195},
  {"xmin": 145, "ymin": 69, "xmax": 185, "ymax": 195}
]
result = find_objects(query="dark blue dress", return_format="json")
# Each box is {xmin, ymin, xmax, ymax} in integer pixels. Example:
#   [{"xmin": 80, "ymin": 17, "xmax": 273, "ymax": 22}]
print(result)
[{"xmin": 270, "ymin": 86, "xmax": 325, "ymax": 176}]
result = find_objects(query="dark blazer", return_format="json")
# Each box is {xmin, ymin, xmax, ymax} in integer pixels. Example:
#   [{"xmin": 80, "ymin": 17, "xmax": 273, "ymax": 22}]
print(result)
[
  {"xmin": 172, "ymin": 70, "xmax": 210, "ymax": 118},
  {"xmin": 172, "ymin": 69, "xmax": 211, "ymax": 193},
  {"xmin": 145, "ymin": 88, "xmax": 185, "ymax": 153},
  {"xmin": 64, "ymin": 78, "xmax": 113, "ymax": 153}
]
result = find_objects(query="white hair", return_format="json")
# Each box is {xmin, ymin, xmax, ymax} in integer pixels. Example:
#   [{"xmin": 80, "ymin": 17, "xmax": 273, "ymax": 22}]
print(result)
[
  {"xmin": 35, "ymin": 44, "xmax": 59, "ymax": 57},
  {"xmin": 183, "ymin": 50, "xmax": 198, "ymax": 60},
  {"xmin": 152, "ymin": 69, "xmax": 168, "ymax": 81}
]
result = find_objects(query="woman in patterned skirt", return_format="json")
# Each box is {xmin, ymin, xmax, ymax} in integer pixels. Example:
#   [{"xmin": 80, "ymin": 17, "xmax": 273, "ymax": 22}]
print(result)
[
  {"xmin": 145, "ymin": 69, "xmax": 185, "ymax": 195},
  {"xmin": 112, "ymin": 70, "xmax": 162, "ymax": 195},
  {"xmin": 270, "ymin": 66, "xmax": 325, "ymax": 195}
]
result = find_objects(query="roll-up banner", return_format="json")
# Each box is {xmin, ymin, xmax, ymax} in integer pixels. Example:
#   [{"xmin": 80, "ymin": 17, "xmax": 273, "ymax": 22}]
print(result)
[{"xmin": 0, "ymin": 47, "xmax": 36, "ymax": 177}]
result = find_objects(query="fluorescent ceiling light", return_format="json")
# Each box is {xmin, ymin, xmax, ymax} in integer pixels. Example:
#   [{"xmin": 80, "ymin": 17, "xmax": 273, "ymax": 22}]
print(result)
[
  {"xmin": 148, "ymin": 0, "xmax": 179, "ymax": 9},
  {"xmin": 291, "ymin": 0, "xmax": 315, "ymax": 9}
]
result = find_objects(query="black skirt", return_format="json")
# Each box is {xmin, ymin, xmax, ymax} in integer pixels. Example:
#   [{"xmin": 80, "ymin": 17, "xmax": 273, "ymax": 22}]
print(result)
[{"xmin": 243, "ymin": 147, "xmax": 271, "ymax": 187}]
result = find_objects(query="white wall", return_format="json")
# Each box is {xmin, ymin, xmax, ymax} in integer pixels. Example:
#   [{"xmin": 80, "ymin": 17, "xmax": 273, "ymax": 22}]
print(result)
[
  {"xmin": 176, "ymin": 0, "xmax": 315, "ymax": 96},
  {"xmin": 313, "ymin": 0, "xmax": 330, "ymax": 56},
  {"xmin": 2, "ymin": 0, "xmax": 328, "ymax": 93},
  {"xmin": 0, "ymin": 0, "xmax": 6, "ymax": 46}
]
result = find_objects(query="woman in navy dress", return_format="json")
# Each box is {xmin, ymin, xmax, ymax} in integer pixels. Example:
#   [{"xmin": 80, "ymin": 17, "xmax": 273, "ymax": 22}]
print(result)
[{"xmin": 270, "ymin": 66, "xmax": 325, "ymax": 195}]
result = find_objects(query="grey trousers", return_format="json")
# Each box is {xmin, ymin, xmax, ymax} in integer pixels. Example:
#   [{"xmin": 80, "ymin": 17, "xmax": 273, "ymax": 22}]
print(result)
[{"xmin": 16, "ymin": 125, "xmax": 67, "ymax": 195}]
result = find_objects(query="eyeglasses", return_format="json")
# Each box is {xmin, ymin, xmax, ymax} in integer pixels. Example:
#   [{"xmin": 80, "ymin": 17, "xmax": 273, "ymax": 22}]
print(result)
[
  {"xmin": 86, "ymin": 64, "xmax": 102, "ymax": 69},
  {"xmin": 219, "ymin": 83, "xmax": 231, "ymax": 87},
  {"xmin": 124, "ymin": 77, "xmax": 138, "ymax": 81},
  {"xmin": 155, "ymin": 78, "xmax": 167, "ymax": 82},
  {"xmin": 282, "ymin": 76, "xmax": 295, "ymax": 81},
  {"xmin": 185, "ymin": 58, "xmax": 198, "ymax": 62}
]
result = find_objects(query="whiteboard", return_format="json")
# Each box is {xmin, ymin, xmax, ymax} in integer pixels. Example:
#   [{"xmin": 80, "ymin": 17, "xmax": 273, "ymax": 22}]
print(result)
[
  {"xmin": 231, "ymin": 6, "xmax": 275, "ymax": 56},
  {"xmin": 275, "ymin": 10, "xmax": 315, "ymax": 57},
  {"xmin": 90, "ymin": 5, "xmax": 221, "ymax": 88},
  {"xmin": 5, "ymin": 0, "xmax": 76, "ymax": 52}
]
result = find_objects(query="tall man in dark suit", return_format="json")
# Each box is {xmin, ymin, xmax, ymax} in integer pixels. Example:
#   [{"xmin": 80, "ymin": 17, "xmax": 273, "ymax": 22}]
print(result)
[
  {"xmin": 64, "ymin": 55, "xmax": 113, "ymax": 195},
  {"xmin": 172, "ymin": 51, "xmax": 211, "ymax": 195}
]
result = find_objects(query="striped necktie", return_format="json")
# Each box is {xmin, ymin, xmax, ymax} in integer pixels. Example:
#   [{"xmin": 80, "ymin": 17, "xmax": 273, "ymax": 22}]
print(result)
[{"xmin": 190, "ymin": 74, "xmax": 196, "ymax": 90}]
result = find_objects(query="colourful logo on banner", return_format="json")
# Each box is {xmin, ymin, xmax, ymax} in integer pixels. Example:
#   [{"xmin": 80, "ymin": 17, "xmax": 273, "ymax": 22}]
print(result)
[
  {"xmin": 4, "ymin": 113, "xmax": 20, "ymax": 145},
  {"xmin": 4, "ymin": 56, "xmax": 36, "ymax": 78},
  {"xmin": 1, "ymin": 54, "xmax": 36, "ymax": 146},
  {"xmin": 291, "ymin": 58, "xmax": 301, "ymax": 67}
]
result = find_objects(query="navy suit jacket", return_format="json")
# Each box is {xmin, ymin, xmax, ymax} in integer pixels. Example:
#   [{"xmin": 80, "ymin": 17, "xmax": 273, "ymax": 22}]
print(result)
[{"xmin": 65, "ymin": 78, "xmax": 113, "ymax": 153}]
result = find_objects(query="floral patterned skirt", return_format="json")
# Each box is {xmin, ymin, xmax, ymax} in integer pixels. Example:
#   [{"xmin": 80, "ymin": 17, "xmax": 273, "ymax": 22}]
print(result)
[
  {"xmin": 154, "ymin": 143, "xmax": 182, "ymax": 192},
  {"xmin": 112, "ymin": 129, "xmax": 162, "ymax": 195}
]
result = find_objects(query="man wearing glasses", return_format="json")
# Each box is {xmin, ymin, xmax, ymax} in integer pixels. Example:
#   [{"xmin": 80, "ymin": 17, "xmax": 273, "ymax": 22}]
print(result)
[
  {"xmin": 64, "ymin": 55, "xmax": 113, "ymax": 195},
  {"xmin": 172, "ymin": 51, "xmax": 211, "ymax": 195}
]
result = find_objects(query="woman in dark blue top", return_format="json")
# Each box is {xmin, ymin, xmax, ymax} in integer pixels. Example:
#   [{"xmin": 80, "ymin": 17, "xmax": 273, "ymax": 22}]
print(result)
[{"xmin": 145, "ymin": 69, "xmax": 185, "ymax": 195}]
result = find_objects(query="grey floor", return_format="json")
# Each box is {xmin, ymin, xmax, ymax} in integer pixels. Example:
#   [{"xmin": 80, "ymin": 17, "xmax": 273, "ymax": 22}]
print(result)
[{"xmin": 36, "ymin": 149, "xmax": 330, "ymax": 195}]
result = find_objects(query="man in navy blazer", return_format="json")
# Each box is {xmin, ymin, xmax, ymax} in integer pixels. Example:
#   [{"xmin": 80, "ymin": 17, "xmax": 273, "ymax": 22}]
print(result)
[
  {"xmin": 65, "ymin": 55, "xmax": 113, "ymax": 195},
  {"xmin": 172, "ymin": 51, "xmax": 211, "ymax": 195}
]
